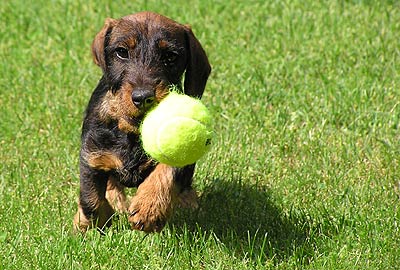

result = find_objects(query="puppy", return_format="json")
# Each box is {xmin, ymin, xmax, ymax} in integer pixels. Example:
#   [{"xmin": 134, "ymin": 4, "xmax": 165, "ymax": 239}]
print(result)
[{"xmin": 73, "ymin": 11, "xmax": 211, "ymax": 233}]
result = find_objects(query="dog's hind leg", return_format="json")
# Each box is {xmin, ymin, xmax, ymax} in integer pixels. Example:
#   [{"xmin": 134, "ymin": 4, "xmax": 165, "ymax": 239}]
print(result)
[{"xmin": 106, "ymin": 176, "xmax": 128, "ymax": 213}]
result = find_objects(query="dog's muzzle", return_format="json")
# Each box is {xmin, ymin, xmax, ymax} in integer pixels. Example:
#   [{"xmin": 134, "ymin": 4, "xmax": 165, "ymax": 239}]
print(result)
[{"xmin": 132, "ymin": 88, "xmax": 155, "ymax": 110}]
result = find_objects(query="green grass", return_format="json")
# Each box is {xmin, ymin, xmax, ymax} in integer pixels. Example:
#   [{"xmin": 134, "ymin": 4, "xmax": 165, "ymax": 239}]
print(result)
[{"xmin": 1, "ymin": 0, "xmax": 399, "ymax": 269}]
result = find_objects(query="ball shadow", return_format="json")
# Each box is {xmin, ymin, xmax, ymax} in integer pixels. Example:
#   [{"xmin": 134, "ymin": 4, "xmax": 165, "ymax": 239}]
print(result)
[{"xmin": 170, "ymin": 178, "xmax": 314, "ymax": 264}]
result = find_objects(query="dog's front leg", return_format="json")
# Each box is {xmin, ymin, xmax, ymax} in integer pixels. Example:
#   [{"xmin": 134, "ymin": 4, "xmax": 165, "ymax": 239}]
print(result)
[
  {"xmin": 73, "ymin": 166, "xmax": 114, "ymax": 233},
  {"xmin": 128, "ymin": 163, "xmax": 180, "ymax": 233}
]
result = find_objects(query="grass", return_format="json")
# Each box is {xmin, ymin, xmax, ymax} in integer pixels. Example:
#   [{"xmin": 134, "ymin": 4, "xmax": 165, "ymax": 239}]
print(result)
[{"xmin": 0, "ymin": 0, "xmax": 399, "ymax": 269}]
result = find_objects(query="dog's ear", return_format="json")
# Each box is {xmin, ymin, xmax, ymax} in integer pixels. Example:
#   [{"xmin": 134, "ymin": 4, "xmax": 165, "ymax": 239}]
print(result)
[
  {"xmin": 183, "ymin": 26, "xmax": 211, "ymax": 98},
  {"xmin": 92, "ymin": 18, "xmax": 116, "ymax": 72}
]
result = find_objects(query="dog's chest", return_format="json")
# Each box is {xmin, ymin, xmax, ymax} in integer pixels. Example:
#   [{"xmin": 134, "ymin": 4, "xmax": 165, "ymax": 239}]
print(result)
[{"xmin": 112, "ymin": 132, "xmax": 155, "ymax": 187}]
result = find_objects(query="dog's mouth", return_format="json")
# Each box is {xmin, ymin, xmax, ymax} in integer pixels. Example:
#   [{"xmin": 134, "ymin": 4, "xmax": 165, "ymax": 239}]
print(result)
[
  {"xmin": 121, "ymin": 103, "xmax": 158, "ymax": 134},
  {"xmin": 108, "ymin": 82, "xmax": 173, "ymax": 134},
  {"xmin": 117, "ymin": 115, "xmax": 141, "ymax": 134},
  {"xmin": 123, "ymin": 115, "xmax": 141, "ymax": 127}
]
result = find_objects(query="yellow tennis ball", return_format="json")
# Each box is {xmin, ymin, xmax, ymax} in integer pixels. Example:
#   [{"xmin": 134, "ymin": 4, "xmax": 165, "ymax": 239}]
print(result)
[{"xmin": 140, "ymin": 92, "xmax": 214, "ymax": 167}]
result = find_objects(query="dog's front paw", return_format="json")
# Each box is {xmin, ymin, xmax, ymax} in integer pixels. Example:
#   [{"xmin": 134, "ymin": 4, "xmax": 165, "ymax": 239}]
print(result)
[{"xmin": 127, "ymin": 185, "xmax": 174, "ymax": 233}]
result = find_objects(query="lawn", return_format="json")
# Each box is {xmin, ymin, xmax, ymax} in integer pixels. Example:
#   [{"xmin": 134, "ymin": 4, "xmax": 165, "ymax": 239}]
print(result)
[{"xmin": 0, "ymin": 0, "xmax": 399, "ymax": 269}]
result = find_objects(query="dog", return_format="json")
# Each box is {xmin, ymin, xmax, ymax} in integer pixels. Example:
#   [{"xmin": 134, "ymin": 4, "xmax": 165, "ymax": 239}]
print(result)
[{"xmin": 73, "ymin": 11, "xmax": 211, "ymax": 233}]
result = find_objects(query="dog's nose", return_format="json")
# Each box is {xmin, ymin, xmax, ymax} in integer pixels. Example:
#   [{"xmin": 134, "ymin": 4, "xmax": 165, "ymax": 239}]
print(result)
[{"xmin": 132, "ymin": 89, "xmax": 155, "ymax": 109}]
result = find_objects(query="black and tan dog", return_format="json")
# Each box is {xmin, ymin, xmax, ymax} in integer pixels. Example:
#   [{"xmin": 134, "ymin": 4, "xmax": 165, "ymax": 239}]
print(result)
[{"xmin": 73, "ymin": 11, "xmax": 211, "ymax": 233}]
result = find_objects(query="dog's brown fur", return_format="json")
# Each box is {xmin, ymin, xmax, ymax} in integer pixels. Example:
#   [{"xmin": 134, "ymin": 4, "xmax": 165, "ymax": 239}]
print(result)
[{"xmin": 73, "ymin": 12, "xmax": 211, "ymax": 233}]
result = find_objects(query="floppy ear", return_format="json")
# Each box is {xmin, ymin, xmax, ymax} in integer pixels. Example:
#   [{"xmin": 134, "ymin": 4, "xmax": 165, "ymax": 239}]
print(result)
[
  {"xmin": 91, "ymin": 18, "xmax": 116, "ymax": 72},
  {"xmin": 183, "ymin": 26, "xmax": 211, "ymax": 98}
]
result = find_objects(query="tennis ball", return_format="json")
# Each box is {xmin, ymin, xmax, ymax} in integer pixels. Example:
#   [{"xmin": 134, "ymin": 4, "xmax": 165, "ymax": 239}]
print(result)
[{"xmin": 140, "ymin": 92, "xmax": 213, "ymax": 167}]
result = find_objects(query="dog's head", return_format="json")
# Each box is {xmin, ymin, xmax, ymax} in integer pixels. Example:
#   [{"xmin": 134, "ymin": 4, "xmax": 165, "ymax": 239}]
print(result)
[{"xmin": 92, "ymin": 12, "xmax": 211, "ymax": 133}]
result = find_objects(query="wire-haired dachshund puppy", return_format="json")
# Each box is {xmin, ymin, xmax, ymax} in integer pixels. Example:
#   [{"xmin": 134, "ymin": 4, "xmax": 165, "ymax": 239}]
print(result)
[{"xmin": 73, "ymin": 11, "xmax": 211, "ymax": 233}]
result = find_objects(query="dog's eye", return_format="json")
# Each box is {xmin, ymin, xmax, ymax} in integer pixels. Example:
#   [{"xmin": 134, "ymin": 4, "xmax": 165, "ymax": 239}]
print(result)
[
  {"xmin": 115, "ymin": 47, "xmax": 129, "ymax": 60},
  {"xmin": 163, "ymin": 51, "xmax": 178, "ymax": 66}
]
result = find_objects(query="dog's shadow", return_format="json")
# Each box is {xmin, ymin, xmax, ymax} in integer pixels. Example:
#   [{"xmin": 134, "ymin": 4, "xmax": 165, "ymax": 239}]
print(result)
[{"xmin": 170, "ymin": 178, "xmax": 313, "ymax": 264}]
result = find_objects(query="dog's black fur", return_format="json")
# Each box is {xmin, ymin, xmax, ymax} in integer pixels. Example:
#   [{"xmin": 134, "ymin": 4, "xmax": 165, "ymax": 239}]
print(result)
[{"xmin": 74, "ymin": 12, "xmax": 211, "ymax": 233}]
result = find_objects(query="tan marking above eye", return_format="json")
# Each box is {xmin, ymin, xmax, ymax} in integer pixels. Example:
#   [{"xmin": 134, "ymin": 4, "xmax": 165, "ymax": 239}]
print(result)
[
  {"xmin": 125, "ymin": 36, "xmax": 137, "ymax": 49},
  {"xmin": 158, "ymin": 39, "xmax": 169, "ymax": 49}
]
